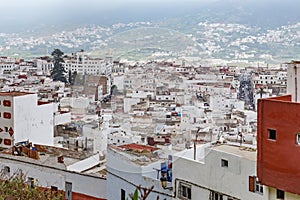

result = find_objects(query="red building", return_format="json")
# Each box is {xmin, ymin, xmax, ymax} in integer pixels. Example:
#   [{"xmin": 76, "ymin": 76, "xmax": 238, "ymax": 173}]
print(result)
[{"xmin": 257, "ymin": 95, "xmax": 300, "ymax": 195}]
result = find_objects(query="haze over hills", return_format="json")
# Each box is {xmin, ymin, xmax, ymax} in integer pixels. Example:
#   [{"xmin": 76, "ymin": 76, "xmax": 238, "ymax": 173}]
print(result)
[
  {"xmin": 1, "ymin": 0, "xmax": 300, "ymax": 64},
  {"xmin": 2, "ymin": 0, "xmax": 300, "ymax": 33}
]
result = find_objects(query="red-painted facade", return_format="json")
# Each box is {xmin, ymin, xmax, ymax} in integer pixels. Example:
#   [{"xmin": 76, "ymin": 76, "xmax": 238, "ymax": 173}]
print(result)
[
  {"xmin": 72, "ymin": 192, "xmax": 106, "ymax": 200},
  {"xmin": 38, "ymin": 187, "xmax": 106, "ymax": 200},
  {"xmin": 257, "ymin": 95, "xmax": 300, "ymax": 195}
]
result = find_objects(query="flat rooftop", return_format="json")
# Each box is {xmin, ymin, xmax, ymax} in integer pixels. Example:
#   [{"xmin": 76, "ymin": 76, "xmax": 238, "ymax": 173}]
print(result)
[
  {"xmin": 210, "ymin": 144, "xmax": 257, "ymax": 161},
  {"xmin": 118, "ymin": 143, "xmax": 159, "ymax": 152},
  {"xmin": 286, "ymin": 60, "xmax": 300, "ymax": 64},
  {"xmin": 109, "ymin": 144, "xmax": 160, "ymax": 166},
  {"xmin": 0, "ymin": 91, "xmax": 33, "ymax": 97}
]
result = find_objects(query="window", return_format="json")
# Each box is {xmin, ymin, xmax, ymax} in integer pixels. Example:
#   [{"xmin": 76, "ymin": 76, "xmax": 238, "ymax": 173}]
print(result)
[
  {"xmin": 277, "ymin": 189, "xmax": 284, "ymax": 199},
  {"xmin": 178, "ymin": 182, "xmax": 191, "ymax": 200},
  {"xmin": 51, "ymin": 186, "xmax": 58, "ymax": 192},
  {"xmin": 4, "ymin": 139, "xmax": 11, "ymax": 146},
  {"xmin": 249, "ymin": 176, "xmax": 263, "ymax": 194},
  {"xmin": 65, "ymin": 182, "xmax": 72, "ymax": 200},
  {"xmin": 3, "ymin": 112, "xmax": 11, "ymax": 119},
  {"xmin": 215, "ymin": 193, "xmax": 223, "ymax": 200},
  {"xmin": 268, "ymin": 129, "xmax": 276, "ymax": 140},
  {"xmin": 296, "ymin": 133, "xmax": 300, "ymax": 145},
  {"xmin": 256, "ymin": 182, "xmax": 263, "ymax": 194},
  {"xmin": 3, "ymin": 166, "xmax": 10, "ymax": 176},
  {"xmin": 121, "ymin": 189, "xmax": 126, "ymax": 200},
  {"xmin": 210, "ymin": 191, "xmax": 223, "ymax": 200},
  {"xmin": 221, "ymin": 159, "xmax": 228, "ymax": 167},
  {"xmin": 3, "ymin": 100, "xmax": 11, "ymax": 107},
  {"xmin": 28, "ymin": 177, "xmax": 34, "ymax": 188}
]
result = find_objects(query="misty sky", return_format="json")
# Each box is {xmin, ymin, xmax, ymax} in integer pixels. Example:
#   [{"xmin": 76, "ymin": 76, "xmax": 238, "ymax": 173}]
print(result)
[
  {"xmin": 0, "ymin": 0, "xmax": 212, "ymax": 20},
  {"xmin": 1, "ymin": 0, "xmax": 300, "ymax": 32}
]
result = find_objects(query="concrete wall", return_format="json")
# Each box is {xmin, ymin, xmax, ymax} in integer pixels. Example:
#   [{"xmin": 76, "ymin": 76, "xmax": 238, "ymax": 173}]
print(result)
[
  {"xmin": 60, "ymin": 97, "xmax": 89, "ymax": 109},
  {"xmin": 173, "ymin": 146, "xmax": 267, "ymax": 200},
  {"xmin": 268, "ymin": 187, "xmax": 300, "ymax": 200},
  {"xmin": 82, "ymin": 124, "xmax": 108, "ymax": 153},
  {"xmin": 287, "ymin": 63, "xmax": 300, "ymax": 102},
  {"xmin": 257, "ymin": 95, "xmax": 300, "ymax": 196},
  {"xmin": 54, "ymin": 112, "xmax": 71, "ymax": 126},
  {"xmin": 107, "ymin": 133, "xmax": 141, "ymax": 146},
  {"xmin": 13, "ymin": 94, "xmax": 54, "ymax": 146},
  {"xmin": 0, "ymin": 154, "xmax": 106, "ymax": 199},
  {"xmin": 106, "ymin": 148, "xmax": 172, "ymax": 200},
  {"xmin": 0, "ymin": 95, "xmax": 14, "ymax": 148},
  {"xmin": 210, "ymin": 94, "xmax": 244, "ymax": 111},
  {"xmin": 123, "ymin": 98, "xmax": 140, "ymax": 113},
  {"xmin": 93, "ymin": 129, "xmax": 107, "ymax": 153}
]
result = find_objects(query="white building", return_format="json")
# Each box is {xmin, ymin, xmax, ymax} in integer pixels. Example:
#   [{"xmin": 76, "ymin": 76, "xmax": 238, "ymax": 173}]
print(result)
[
  {"xmin": 107, "ymin": 144, "xmax": 173, "ymax": 200},
  {"xmin": 0, "ymin": 62, "xmax": 18, "ymax": 72},
  {"xmin": 210, "ymin": 94, "xmax": 245, "ymax": 111},
  {"xmin": 62, "ymin": 51, "xmax": 111, "ymax": 75},
  {"xmin": 172, "ymin": 144, "xmax": 267, "ymax": 200},
  {"xmin": 82, "ymin": 121, "xmax": 108, "ymax": 154},
  {"xmin": 252, "ymin": 70, "xmax": 287, "ymax": 86},
  {"xmin": 0, "ymin": 92, "xmax": 70, "ymax": 147},
  {"xmin": 287, "ymin": 61, "xmax": 300, "ymax": 102},
  {"xmin": 107, "ymin": 129, "xmax": 142, "ymax": 146},
  {"xmin": 35, "ymin": 58, "xmax": 53, "ymax": 74},
  {"xmin": 0, "ymin": 145, "xmax": 106, "ymax": 200}
]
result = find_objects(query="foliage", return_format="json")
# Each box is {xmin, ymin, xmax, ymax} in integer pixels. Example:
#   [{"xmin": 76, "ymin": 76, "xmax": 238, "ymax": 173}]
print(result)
[
  {"xmin": 68, "ymin": 70, "xmax": 78, "ymax": 85},
  {"xmin": 0, "ymin": 171, "xmax": 63, "ymax": 200},
  {"xmin": 129, "ymin": 185, "xmax": 154, "ymax": 200},
  {"xmin": 72, "ymin": 71, "xmax": 78, "ymax": 85},
  {"xmin": 51, "ymin": 49, "xmax": 67, "ymax": 83},
  {"xmin": 133, "ymin": 189, "xmax": 138, "ymax": 200},
  {"xmin": 110, "ymin": 85, "xmax": 118, "ymax": 96},
  {"xmin": 68, "ymin": 70, "xmax": 72, "ymax": 85}
]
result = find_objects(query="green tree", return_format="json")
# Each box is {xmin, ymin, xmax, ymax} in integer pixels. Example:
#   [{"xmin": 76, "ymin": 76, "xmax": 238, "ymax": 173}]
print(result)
[
  {"xmin": 110, "ymin": 85, "xmax": 118, "ymax": 96},
  {"xmin": 51, "ymin": 49, "xmax": 67, "ymax": 83},
  {"xmin": 128, "ymin": 185, "xmax": 154, "ymax": 200},
  {"xmin": 0, "ymin": 171, "xmax": 63, "ymax": 200},
  {"xmin": 71, "ymin": 71, "xmax": 78, "ymax": 85},
  {"xmin": 68, "ymin": 70, "xmax": 72, "ymax": 85}
]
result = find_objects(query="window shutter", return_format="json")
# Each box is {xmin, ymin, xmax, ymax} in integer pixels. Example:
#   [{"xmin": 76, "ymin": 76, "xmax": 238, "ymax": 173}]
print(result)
[
  {"xmin": 249, "ymin": 176, "xmax": 255, "ymax": 192},
  {"xmin": 3, "ymin": 112, "xmax": 11, "ymax": 119},
  {"xmin": 3, "ymin": 100, "xmax": 11, "ymax": 107}
]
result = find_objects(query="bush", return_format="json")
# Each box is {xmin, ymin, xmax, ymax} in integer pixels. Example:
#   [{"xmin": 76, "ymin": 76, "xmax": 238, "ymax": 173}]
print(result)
[{"xmin": 0, "ymin": 171, "xmax": 63, "ymax": 200}]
